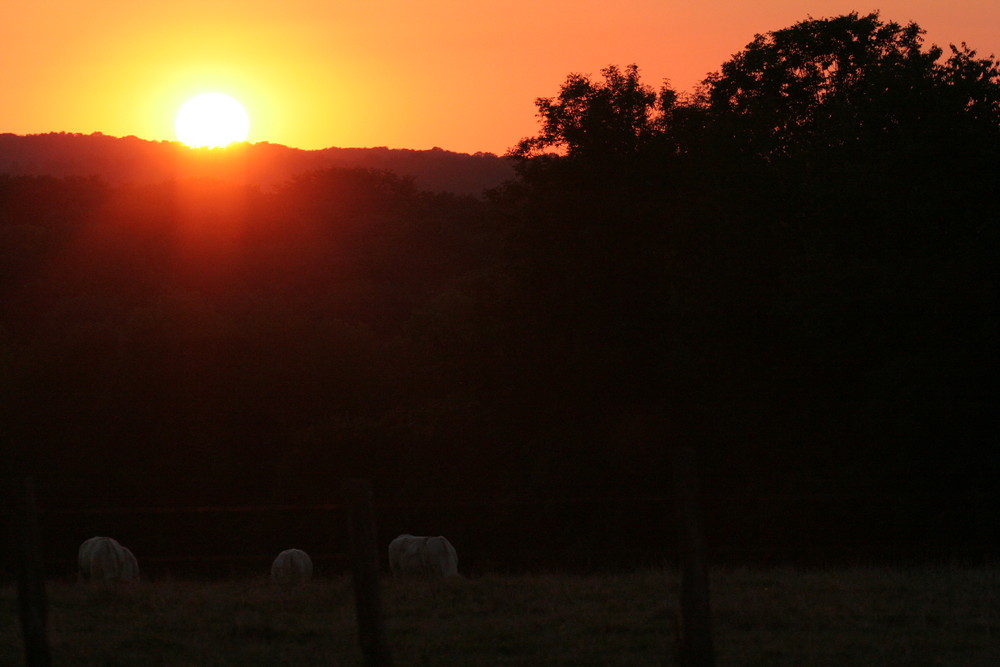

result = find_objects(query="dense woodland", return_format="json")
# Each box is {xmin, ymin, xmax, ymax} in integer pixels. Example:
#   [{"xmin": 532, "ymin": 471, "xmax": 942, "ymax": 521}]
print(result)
[{"xmin": 3, "ymin": 13, "xmax": 998, "ymax": 566}]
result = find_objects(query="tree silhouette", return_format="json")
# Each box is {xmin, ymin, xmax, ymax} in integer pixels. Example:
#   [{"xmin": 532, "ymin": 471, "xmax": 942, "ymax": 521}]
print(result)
[
  {"xmin": 697, "ymin": 11, "xmax": 1000, "ymax": 158},
  {"xmin": 510, "ymin": 64, "xmax": 676, "ymax": 163}
]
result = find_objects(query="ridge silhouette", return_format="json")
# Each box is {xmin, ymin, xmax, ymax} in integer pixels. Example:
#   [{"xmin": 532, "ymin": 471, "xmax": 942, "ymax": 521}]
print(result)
[{"xmin": 0, "ymin": 132, "xmax": 514, "ymax": 197}]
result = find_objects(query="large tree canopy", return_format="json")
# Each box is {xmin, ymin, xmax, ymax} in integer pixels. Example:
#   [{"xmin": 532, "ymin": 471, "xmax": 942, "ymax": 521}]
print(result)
[
  {"xmin": 512, "ymin": 12, "xmax": 1000, "ymax": 165},
  {"xmin": 498, "ymin": 11, "xmax": 998, "ymax": 507},
  {"xmin": 698, "ymin": 11, "xmax": 1000, "ymax": 157}
]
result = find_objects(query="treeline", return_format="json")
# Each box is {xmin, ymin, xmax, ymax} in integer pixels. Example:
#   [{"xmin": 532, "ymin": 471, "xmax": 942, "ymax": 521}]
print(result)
[{"xmin": 3, "ymin": 12, "xmax": 997, "ymax": 562}]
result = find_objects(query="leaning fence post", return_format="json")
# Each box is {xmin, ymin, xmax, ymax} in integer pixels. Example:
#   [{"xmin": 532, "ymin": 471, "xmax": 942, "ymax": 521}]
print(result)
[
  {"xmin": 343, "ymin": 478, "xmax": 392, "ymax": 667},
  {"xmin": 13, "ymin": 476, "xmax": 52, "ymax": 667},
  {"xmin": 672, "ymin": 447, "xmax": 714, "ymax": 667}
]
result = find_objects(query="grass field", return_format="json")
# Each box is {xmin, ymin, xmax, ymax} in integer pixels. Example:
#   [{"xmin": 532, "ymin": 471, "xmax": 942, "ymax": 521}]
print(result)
[{"xmin": 3, "ymin": 567, "xmax": 998, "ymax": 665}]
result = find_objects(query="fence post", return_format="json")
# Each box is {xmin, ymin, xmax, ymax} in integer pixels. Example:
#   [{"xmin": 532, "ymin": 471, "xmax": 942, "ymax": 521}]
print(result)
[
  {"xmin": 343, "ymin": 479, "xmax": 392, "ymax": 667},
  {"xmin": 672, "ymin": 447, "xmax": 714, "ymax": 667},
  {"xmin": 13, "ymin": 476, "xmax": 52, "ymax": 667}
]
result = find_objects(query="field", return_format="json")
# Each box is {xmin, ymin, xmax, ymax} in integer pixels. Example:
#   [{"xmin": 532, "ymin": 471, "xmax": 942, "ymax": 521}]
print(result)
[{"xmin": 3, "ymin": 567, "xmax": 998, "ymax": 665}]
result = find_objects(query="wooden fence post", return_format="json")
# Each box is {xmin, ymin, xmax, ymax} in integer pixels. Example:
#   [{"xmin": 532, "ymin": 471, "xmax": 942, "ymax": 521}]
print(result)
[
  {"xmin": 343, "ymin": 479, "xmax": 392, "ymax": 667},
  {"xmin": 672, "ymin": 447, "xmax": 714, "ymax": 667},
  {"xmin": 13, "ymin": 476, "xmax": 52, "ymax": 667}
]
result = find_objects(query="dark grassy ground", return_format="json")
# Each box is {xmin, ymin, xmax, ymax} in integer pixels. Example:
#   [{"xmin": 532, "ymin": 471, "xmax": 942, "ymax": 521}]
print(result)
[{"xmin": 2, "ymin": 567, "xmax": 997, "ymax": 665}]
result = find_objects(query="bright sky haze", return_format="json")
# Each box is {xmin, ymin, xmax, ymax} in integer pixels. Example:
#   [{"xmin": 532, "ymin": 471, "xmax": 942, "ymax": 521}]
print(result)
[{"xmin": 4, "ymin": 1, "xmax": 998, "ymax": 154}]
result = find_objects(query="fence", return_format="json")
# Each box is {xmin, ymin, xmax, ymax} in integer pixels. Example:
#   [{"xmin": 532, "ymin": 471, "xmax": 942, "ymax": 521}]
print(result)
[{"xmin": 8, "ymin": 473, "xmax": 997, "ymax": 667}]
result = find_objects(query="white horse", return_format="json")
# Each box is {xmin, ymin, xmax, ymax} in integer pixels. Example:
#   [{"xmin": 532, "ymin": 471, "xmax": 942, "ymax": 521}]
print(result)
[
  {"xmin": 271, "ymin": 548, "xmax": 314, "ymax": 584},
  {"xmin": 388, "ymin": 534, "xmax": 459, "ymax": 577},
  {"xmin": 78, "ymin": 536, "xmax": 139, "ymax": 582}
]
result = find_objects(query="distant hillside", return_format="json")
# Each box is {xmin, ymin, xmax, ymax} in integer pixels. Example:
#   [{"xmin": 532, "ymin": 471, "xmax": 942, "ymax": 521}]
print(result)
[{"xmin": 0, "ymin": 132, "xmax": 515, "ymax": 196}]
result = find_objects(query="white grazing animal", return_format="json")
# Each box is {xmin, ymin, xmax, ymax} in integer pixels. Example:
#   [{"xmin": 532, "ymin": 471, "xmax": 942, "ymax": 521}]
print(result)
[
  {"xmin": 388, "ymin": 534, "xmax": 459, "ymax": 577},
  {"xmin": 78, "ymin": 536, "xmax": 140, "ymax": 582},
  {"xmin": 271, "ymin": 548, "xmax": 314, "ymax": 584}
]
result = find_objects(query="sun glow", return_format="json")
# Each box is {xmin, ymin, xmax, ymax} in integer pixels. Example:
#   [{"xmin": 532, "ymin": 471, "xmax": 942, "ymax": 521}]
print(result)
[{"xmin": 174, "ymin": 93, "xmax": 250, "ymax": 148}]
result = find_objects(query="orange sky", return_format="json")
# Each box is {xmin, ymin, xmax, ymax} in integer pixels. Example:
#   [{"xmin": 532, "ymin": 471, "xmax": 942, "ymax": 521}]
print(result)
[{"xmin": 3, "ymin": 1, "xmax": 998, "ymax": 155}]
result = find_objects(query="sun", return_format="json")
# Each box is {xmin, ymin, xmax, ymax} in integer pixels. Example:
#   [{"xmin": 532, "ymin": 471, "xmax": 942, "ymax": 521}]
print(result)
[{"xmin": 174, "ymin": 93, "xmax": 250, "ymax": 148}]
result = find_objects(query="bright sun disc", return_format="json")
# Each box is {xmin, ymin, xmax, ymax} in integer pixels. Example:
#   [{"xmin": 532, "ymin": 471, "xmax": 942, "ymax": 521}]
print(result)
[{"xmin": 174, "ymin": 93, "xmax": 250, "ymax": 148}]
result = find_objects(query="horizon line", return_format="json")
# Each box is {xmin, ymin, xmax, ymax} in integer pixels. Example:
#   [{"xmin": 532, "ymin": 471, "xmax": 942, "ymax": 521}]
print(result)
[{"xmin": 0, "ymin": 130, "xmax": 508, "ymax": 157}]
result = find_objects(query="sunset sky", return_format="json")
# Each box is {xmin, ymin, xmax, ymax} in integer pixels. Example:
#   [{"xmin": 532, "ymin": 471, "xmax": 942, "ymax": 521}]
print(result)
[{"xmin": 4, "ymin": 1, "xmax": 998, "ymax": 155}]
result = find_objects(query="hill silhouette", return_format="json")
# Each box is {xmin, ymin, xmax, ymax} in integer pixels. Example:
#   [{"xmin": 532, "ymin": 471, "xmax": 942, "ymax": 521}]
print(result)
[{"xmin": 0, "ymin": 132, "xmax": 514, "ymax": 196}]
